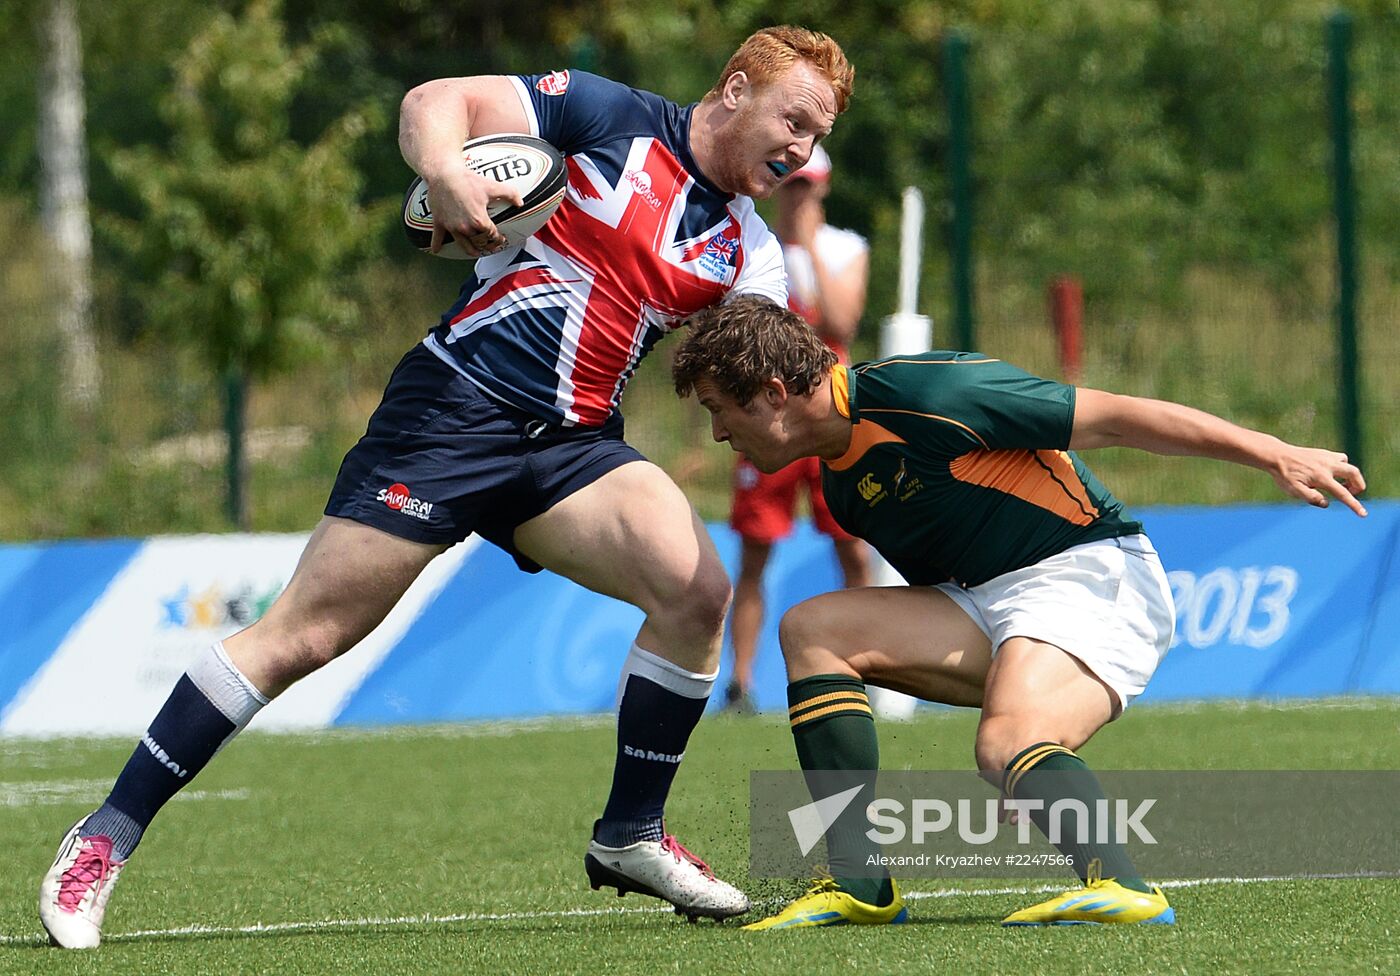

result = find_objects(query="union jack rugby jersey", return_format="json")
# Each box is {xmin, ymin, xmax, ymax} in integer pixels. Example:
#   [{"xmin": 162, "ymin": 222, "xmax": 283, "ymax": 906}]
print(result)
[{"xmin": 422, "ymin": 69, "xmax": 788, "ymax": 427}]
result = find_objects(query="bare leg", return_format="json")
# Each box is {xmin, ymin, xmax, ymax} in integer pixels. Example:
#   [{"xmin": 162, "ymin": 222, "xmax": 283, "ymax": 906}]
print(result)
[
  {"xmin": 776, "ymin": 586, "xmax": 991, "ymax": 908},
  {"xmin": 975, "ymin": 639, "xmax": 1152, "ymax": 898},
  {"xmin": 225, "ymin": 517, "xmax": 448, "ymax": 697},
  {"xmin": 973, "ymin": 637, "xmax": 1117, "ymax": 778},
  {"xmin": 513, "ymin": 460, "xmax": 749, "ymax": 916},
  {"xmin": 513, "ymin": 461, "xmax": 732, "ymax": 672},
  {"xmin": 39, "ymin": 516, "xmax": 446, "ymax": 949},
  {"xmin": 781, "ymin": 586, "xmax": 991, "ymax": 702},
  {"xmin": 729, "ymin": 538, "xmax": 772, "ymax": 697}
]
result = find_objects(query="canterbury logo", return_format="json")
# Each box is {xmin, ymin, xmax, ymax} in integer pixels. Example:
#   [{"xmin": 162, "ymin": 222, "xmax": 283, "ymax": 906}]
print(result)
[{"xmin": 857, "ymin": 473, "xmax": 883, "ymax": 501}]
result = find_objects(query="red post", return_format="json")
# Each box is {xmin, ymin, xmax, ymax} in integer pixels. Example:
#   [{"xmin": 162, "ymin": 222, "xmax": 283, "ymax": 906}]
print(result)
[{"xmin": 1049, "ymin": 276, "xmax": 1083, "ymax": 383}]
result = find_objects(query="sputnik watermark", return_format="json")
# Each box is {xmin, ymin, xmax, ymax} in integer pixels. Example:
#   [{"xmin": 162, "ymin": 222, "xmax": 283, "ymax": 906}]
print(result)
[
  {"xmin": 751, "ymin": 770, "xmax": 1400, "ymax": 879},
  {"xmin": 864, "ymin": 797, "xmax": 1157, "ymax": 846},
  {"xmin": 867, "ymin": 853, "xmax": 1074, "ymax": 868},
  {"xmin": 788, "ymin": 791, "xmax": 1156, "ymax": 854}
]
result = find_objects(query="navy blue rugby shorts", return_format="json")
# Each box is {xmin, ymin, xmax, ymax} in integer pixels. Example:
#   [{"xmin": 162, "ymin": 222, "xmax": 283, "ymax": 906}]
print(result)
[{"xmin": 324, "ymin": 343, "xmax": 644, "ymax": 572}]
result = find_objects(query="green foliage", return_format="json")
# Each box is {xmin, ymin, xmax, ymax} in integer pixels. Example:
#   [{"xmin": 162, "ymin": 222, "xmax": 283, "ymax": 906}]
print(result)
[
  {"xmin": 3, "ymin": 0, "xmax": 1400, "ymax": 538},
  {"xmin": 0, "ymin": 199, "xmax": 74, "ymax": 526},
  {"xmin": 0, "ymin": 3, "xmax": 41, "ymax": 193},
  {"xmin": 101, "ymin": 0, "xmax": 388, "ymax": 381},
  {"xmin": 521, "ymin": 0, "xmax": 1399, "ymax": 323},
  {"xmin": 13, "ymin": 0, "xmax": 1397, "ymax": 330}
]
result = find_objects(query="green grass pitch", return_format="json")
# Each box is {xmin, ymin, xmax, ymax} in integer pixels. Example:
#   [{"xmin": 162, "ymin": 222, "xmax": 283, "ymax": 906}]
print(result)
[{"xmin": 3, "ymin": 700, "xmax": 1398, "ymax": 975}]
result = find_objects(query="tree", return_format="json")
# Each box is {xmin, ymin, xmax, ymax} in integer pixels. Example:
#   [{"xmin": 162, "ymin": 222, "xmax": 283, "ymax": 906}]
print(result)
[
  {"xmin": 104, "ymin": 0, "xmax": 387, "ymax": 529},
  {"xmin": 39, "ymin": 0, "xmax": 99, "ymax": 407}
]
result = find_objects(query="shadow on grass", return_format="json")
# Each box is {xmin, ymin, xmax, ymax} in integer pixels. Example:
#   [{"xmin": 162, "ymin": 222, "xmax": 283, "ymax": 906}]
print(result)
[{"xmin": 902, "ymin": 913, "xmax": 1008, "ymax": 926}]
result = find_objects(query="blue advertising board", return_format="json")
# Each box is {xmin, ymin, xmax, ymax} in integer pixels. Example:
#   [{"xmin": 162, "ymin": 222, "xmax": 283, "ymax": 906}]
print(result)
[{"xmin": 0, "ymin": 504, "xmax": 1396, "ymax": 734}]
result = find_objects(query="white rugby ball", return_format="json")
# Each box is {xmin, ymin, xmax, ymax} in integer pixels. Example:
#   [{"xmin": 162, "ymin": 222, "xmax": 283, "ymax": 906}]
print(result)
[{"xmin": 402, "ymin": 134, "xmax": 567, "ymax": 258}]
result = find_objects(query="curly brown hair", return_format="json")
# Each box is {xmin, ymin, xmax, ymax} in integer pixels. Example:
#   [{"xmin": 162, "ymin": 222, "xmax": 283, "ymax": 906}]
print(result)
[
  {"xmin": 673, "ymin": 296, "xmax": 837, "ymax": 405},
  {"xmin": 704, "ymin": 26, "xmax": 854, "ymax": 114}
]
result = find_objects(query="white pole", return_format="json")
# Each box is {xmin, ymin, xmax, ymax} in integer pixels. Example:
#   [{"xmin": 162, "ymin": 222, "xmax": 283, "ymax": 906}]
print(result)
[
  {"xmin": 897, "ymin": 186, "xmax": 923, "ymax": 316},
  {"xmin": 879, "ymin": 187, "xmax": 932, "ymax": 358},
  {"xmin": 869, "ymin": 188, "xmax": 932, "ymax": 720}
]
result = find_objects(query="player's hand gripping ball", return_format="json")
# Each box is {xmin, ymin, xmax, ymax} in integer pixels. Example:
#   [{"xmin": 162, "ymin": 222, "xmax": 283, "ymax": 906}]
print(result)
[{"xmin": 402, "ymin": 134, "xmax": 567, "ymax": 258}]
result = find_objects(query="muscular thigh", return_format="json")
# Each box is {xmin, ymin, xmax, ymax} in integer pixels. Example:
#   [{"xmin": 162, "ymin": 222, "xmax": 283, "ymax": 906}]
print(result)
[
  {"xmin": 226, "ymin": 516, "xmax": 445, "ymax": 692},
  {"xmin": 784, "ymin": 587, "xmax": 994, "ymax": 707},
  {"xmin": 977, "ymin": 637, "xmax": 1118, "ymax": 760},
  {"xmin": 512, "ymin": 460, "xmax": 725, "ymax": 613},
  {"xmin": 275, "ymin": 515, "xmax": 443, "ymax": 612}
]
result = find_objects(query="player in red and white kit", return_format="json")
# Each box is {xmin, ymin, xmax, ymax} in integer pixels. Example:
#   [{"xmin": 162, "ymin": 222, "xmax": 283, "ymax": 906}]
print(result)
[
  {"xmin": 725, "ymin": 145, "xmax": 871, "ymax": 712},
  {"xmin": 39, "ymin": 28, "xmax": 855, "ymax": 947}
]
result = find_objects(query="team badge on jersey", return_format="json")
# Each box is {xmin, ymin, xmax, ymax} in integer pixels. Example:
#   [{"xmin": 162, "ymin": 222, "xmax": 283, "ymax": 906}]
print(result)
[
  {"xmin": 857, "ymin": 472, "xmax": 887, "ymax": 506},
  {"xmin": 695, "ymin": 224, "xmax": 741, "ymax": 281},
  {"xmin": 893, "ymin": 459, "xmax": 924, "ymax": 501},
  {"xmin": 536, "ymin": 70, "xmax": 571, "ymax": 96}
]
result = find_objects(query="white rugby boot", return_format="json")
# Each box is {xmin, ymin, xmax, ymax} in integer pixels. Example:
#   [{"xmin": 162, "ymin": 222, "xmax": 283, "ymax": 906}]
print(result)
[
  {"xmin": 585, "ymin": 829, "xmax": 750, "ymax": 922},
  {"xmin": 38, "ymin": 817, "xmax": 127, "ymax": 949}
]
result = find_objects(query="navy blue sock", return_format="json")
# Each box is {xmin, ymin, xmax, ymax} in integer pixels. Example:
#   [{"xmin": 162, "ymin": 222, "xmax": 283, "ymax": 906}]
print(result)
[
  {"xmin": 595, "ymin": 645, "xmax": 713, "ymax": 847},
  {"xmin": 81, "ymin": 643, "xmax": 266, "ymax": 859}
]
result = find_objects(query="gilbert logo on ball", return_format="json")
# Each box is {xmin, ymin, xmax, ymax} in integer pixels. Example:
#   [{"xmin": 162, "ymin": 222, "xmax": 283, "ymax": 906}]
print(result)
[{"xmin": 401, "ymin": 134, "xmax": 567, "ymax": 258}]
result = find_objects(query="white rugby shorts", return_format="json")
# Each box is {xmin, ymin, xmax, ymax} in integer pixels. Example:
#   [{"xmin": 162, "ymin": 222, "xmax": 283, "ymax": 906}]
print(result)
[{"xmin": 936, "ymin": 534, "xmax": 1175, "ymax": 712}]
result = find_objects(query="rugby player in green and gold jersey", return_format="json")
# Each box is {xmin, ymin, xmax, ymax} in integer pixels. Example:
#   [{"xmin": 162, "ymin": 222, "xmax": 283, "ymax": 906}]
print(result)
[{"xmin": 672, "ymin": 296, "xmax": 1367, "ymax": 930}]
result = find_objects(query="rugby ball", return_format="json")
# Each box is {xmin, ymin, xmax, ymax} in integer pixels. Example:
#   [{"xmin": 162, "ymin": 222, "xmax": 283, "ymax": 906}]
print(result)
[{"xmin": 402, "ymin": 134, "xmax": 567, "ymax": 258}]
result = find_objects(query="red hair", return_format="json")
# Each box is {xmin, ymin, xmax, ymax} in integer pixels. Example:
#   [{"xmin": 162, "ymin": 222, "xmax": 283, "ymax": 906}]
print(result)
[{"xmin": 705, "ymin": 26, "xmax": 854, "ymax": 113}]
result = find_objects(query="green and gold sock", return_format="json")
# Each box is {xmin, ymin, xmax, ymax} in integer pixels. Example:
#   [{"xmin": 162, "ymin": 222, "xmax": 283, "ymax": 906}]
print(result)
[
  {"xmin": 788, "ymin": 675, "xmax": 892, "ymax": 907},
  {"xmin": 1003, "ymin": 741, "xmax": 1152, "ymax": 894}
]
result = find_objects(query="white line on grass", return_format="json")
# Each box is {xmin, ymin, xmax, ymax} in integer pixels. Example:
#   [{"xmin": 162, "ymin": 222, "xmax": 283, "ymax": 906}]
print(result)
[
  {"xmin": 0, "ymin": 780, "xmax": 250, "ymax": 807},
  {"xmin": 5, "ymin": 872, "xmax": 1393, "ymax": 947},
  {"xmin": 902, "ymin": 871, "xmax": 1399, "ymax": 902},
  {"xmin": 1, "ymin": 905, "xmax": 672, "ymax": 947}
]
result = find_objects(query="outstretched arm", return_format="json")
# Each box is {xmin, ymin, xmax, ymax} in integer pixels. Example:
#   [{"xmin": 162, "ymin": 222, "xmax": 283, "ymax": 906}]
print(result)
[{"xmin": 1070, "ymin": 388, "xmax": 1367, "ymax": 517}]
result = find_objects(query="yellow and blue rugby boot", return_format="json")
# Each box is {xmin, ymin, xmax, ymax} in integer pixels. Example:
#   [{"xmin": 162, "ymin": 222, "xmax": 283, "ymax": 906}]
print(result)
[
  {"xmin": 743, "ymin": 877, "xmax": 908, "ymax": 930},
  {"xmin": 1001, "ymin": 865, "xmax": 1174, "ymax": 926}
]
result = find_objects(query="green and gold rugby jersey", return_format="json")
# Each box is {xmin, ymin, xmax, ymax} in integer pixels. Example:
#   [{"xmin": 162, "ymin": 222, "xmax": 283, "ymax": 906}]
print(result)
[{"xmin": 821, "ymin": 353, "xmax": 1142, "ymax": 587}]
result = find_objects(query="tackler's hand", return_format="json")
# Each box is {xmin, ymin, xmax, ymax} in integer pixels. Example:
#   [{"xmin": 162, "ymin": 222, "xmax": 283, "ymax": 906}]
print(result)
[{"xmin": 1269, "ymin": 444, "xmax": 1367, "ymax": 518}]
